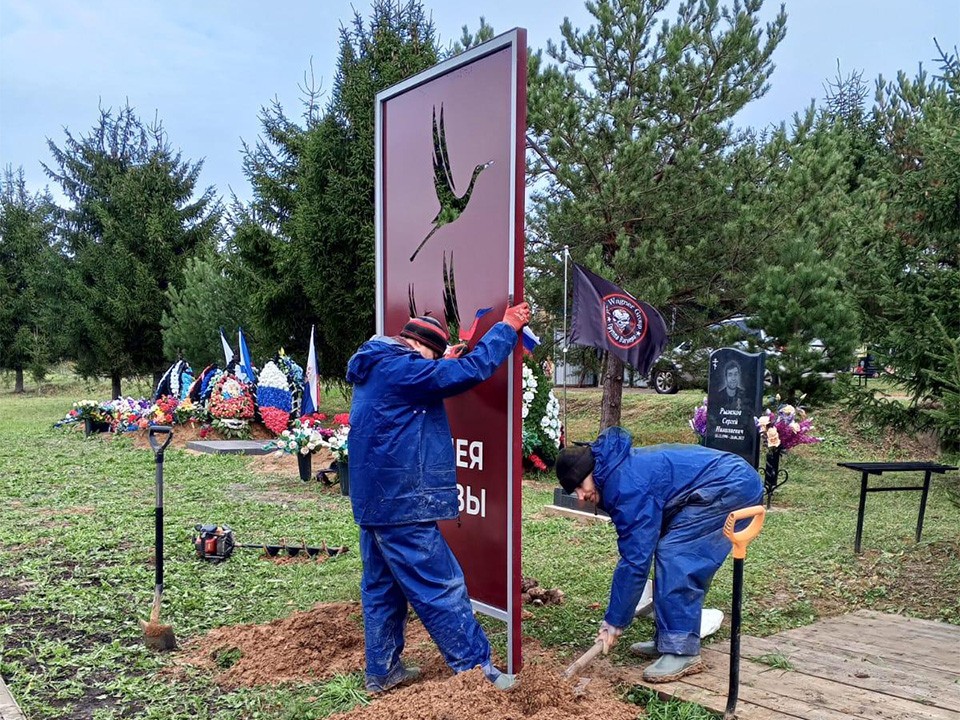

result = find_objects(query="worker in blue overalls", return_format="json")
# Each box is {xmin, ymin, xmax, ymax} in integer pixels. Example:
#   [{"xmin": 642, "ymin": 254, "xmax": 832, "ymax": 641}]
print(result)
[
  {"xmin": 347, "ymin": 303, "xmax": 530, "ymax": 693},
  {"xmin": 556, "ymin": 427, "xmax": 763, "ymax": 682}
]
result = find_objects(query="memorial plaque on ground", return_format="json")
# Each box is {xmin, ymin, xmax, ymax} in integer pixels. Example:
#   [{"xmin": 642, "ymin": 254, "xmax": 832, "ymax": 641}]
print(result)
[
  {"xmin": 704, "ymin": 348, "xmax": 764, "ymax": 468},
  {"xmin": 186, "ymin": 440, "xmax": 272, "ymax": 456}
]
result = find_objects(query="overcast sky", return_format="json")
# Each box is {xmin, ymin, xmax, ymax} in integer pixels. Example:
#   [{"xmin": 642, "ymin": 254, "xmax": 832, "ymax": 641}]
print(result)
[{"xmin": 1, "ymin": 0, "xmax": 957, "ymax": 205}]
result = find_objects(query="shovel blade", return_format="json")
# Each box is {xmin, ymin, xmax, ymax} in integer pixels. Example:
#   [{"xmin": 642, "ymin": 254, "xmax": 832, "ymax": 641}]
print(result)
[{"xmin": 140, "ymin": 618, "xmax": 177, "ymax": 650}]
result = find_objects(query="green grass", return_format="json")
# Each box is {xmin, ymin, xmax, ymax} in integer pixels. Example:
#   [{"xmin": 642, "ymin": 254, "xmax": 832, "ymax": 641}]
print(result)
[
  {"xmin": 751, "ymin": 652, "xmax": 793, "ymax": 671},
  {"xmin": 1, "ymin": 379, "xmax": 958, "ymax": 719}
]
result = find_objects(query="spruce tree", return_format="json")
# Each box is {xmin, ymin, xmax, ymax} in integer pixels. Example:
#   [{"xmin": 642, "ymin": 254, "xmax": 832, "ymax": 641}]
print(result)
[
  {"xmin": 0, "ymin": 168, "xmax": 59, "ymax": 391},
  {"xmin": 161, "ymin": 251, "xmax": 249, "ymax": 367},
  {"xmin": 231, "ymin": 0, "xmax": 440, "ymax": 383},
  {"xmin": 746, "ymin": 112, "xmax": 860, "ymax": 403},
  {"xmin": 852, "ymin": 45, "xmax": 960, "ymax": 447},
  {"xmin": 44, "ymin": 105, "xmax": 220, "ymax": 397}
]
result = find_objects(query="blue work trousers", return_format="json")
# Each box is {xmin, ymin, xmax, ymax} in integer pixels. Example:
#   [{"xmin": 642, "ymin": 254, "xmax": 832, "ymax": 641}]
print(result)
[
  {"xmin": 359, "ymin": 522, "xmax": 491, "ymax": 678},
  {"xmin": 653, "ymin": 488, "xmax": 763, "ymax": 655}
]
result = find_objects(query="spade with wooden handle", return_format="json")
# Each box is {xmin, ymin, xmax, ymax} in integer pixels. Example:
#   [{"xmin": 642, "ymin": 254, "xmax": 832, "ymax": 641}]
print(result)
[{"xmin": 562, "ymin": 639, "xmax": 605, "ymax": 679}]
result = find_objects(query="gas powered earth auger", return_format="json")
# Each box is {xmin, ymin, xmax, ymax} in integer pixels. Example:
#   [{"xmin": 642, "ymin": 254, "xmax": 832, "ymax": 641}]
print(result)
[{"xmin": 192, "ymin": 524, "xmax": 349, "ymax": 562}]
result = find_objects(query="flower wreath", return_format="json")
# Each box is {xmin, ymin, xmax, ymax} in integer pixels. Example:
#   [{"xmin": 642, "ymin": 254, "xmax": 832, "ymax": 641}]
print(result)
[
  {"xmin": 208, "ymin": 370, "xmax": 255, "ymax": 421},
  {"xmin": 257, "ymin": 359, "xmax": 294, "ymax": 435}
]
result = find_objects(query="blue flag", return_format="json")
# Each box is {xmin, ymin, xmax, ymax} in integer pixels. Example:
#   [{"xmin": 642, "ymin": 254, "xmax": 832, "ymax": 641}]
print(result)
[{"xmin": 237, "ymin": 327, "xmax": 255, "ymax": 383}]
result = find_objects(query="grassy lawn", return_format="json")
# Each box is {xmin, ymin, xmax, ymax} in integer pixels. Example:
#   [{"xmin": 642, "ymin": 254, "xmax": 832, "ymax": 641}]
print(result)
[{"xmin": 1, "ymin": 377, "xmax": 958, "ymax": 719}]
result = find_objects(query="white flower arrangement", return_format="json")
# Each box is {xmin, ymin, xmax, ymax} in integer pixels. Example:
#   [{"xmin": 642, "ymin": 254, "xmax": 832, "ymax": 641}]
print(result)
[
  {"xmin": 258, "ymin": 362, "xmax": 288, "ymax": 390},
  {"xmin": 521, "ymin": 363, "xmax": 538, "ymax": 419},
  {"xmin": 269, "ymin": 426, "xmax": 326, "ymax": 456},
  {"xmin": 322, "ymin": 424, "xmax": 349, "ymax": 463},
  {"xmin": 540, "ymin": 394, "xmax": 562, "ymax": 447}
]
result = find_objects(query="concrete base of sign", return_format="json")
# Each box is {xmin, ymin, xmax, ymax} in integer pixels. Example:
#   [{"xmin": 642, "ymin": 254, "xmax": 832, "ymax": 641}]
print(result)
[
  {"xmin": 543, "ymin": 488, "xmax": 611, "ymax": 523},
  {"xmin": 552, "ymin": 488, "xmax": 611, "ymax": 516},
  {"xmin": 542, "ymin": 504, "xmax": 611, "ymax": 524},
  {"xmin": 0, "ymin": 674, "xmax": 26, "ymax": 720},
  {"xmin": 185, "ymin": 440, "xmax": 271, "ymax": 456}
]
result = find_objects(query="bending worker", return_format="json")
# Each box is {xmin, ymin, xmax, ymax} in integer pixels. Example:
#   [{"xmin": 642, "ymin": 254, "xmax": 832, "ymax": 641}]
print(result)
[
  {"xmin": 347, "ymin": 303, "xmax": 530, "ymax": 693},
  {"xmin": 555, "ymin": 427, "xmax": 762, "ymax": 682}
]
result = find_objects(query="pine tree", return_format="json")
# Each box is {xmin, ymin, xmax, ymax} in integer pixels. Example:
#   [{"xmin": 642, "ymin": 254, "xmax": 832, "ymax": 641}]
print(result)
[
  {"xmin": 527, "ymin": 0, "xmax": 787, "ymax": 428},
  {"xmin": 44, "ymin": 105, "xmax": 220, "ymax": 398}
]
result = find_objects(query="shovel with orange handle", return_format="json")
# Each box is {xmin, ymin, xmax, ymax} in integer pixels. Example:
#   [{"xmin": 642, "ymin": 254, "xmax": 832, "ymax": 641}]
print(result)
[{"xmin": 722, "ymin": 505, "xmax": 766, "ymax": 720}]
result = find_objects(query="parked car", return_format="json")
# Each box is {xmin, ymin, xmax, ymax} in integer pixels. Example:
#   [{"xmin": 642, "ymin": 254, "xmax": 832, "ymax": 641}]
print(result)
[
  {"xmin": 648, "ymin": 316, "xmax": 776, "ymax": 394},
  {"xmin": 648, "ymin": 340, "xmax": 709, "ymax": 394}
]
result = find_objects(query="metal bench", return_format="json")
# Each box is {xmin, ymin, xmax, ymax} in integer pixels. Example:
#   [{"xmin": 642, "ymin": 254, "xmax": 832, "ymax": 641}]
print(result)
[{"xmin": 837, "ymin": 461, "xmax": 958, "ymax": 553}]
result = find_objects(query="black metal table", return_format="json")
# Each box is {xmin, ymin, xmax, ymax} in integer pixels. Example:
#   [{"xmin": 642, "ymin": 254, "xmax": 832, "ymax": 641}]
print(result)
[{"xmin": 837, "ymin": 461, "xmax": 958, "ymax": 553}]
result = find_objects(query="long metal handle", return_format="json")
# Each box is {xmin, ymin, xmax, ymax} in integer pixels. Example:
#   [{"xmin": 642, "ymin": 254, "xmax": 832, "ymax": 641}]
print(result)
[
  {"xmin": 149, "ymin": 427, "xmax": 173, "ymax": 594},
  {"xmin": 724, "ymin": 557, "xmax": 744, "ymax": 719},
  {"xmin": 723, "ymin": 504, "xmax": 766, "ymax": 720}
]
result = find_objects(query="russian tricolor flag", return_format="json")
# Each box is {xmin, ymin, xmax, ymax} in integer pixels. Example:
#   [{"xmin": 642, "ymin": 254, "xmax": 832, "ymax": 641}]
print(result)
[{"xmin": 522, "ymin": 326, "xmax": 541, "ymax": 354}]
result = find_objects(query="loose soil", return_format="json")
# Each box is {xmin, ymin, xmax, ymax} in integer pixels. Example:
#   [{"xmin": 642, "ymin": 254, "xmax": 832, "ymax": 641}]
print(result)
[
  {"xmin": 333, "ymin": 664, "xmax": 639, "ymax": 720},
  {"xmin": 176, "ymin": 603, "xmax": 641, "ymax": 720},
  {"xmin": 521, "ymin": 576, "xmax": 565, "ymax": 607}
]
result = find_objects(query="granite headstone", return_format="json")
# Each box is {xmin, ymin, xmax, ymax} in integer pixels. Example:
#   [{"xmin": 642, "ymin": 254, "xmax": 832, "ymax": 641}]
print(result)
[{"xmin": 705, "ymin": 348, "xmax": 764, "ymax": 468}]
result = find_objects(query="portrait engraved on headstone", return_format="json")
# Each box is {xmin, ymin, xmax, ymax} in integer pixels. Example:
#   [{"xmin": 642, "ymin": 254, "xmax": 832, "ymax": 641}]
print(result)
[{"xmin": 705, "ymin": 348, "xmax": 765, "ymax": 468}]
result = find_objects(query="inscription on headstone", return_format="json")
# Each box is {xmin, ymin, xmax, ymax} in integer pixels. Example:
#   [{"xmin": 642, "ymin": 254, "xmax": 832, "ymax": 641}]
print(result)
[{"xmin": 705, "ymin": 348, "xmax": 765, "ymax": 468}]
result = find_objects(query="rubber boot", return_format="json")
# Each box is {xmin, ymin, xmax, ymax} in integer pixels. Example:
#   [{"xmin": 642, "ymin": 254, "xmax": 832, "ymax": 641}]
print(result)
[
  {"xmin": 642, "ymin": 653, "xmax": 704, "ymax": 683},
  {"xmin": 365, "ymin": 662, "xmax": 422, "ymax": 693},
  {"xmin": 628, "ymin": 640, "xmax": 660, "ymax": 658},
  {"xmin": 481, "ymin": 661, "xmax": 518, "ymax": 691}
]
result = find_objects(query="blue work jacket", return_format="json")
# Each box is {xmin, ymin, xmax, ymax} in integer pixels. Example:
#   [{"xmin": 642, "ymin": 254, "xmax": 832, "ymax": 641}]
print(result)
[
  {"xmin": 592, "ymin": 427, "xmax": 762, "ymax": 628},
  {"xmin": 345, "ymin": 323, "xmax": 518, "ymax": 526}
]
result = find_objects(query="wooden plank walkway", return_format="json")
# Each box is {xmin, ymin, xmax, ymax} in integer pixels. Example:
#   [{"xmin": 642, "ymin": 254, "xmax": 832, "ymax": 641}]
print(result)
[
  {"xmin": 0, "ymin": 674, "xmax": 26, "ymax": 720},
  {"xmin": 618, "ymin": 610, "xmax": 960, "ymax": 719}
]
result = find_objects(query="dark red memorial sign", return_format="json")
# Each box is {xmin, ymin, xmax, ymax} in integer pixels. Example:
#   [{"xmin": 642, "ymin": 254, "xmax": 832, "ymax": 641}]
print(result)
[{"xmin": 374, "ymin": 30, "xmax": 527, "ymax": 671}]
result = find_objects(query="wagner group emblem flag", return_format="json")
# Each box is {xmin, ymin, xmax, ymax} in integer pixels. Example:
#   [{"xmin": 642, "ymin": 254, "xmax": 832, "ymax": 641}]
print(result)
[{"xmin": 569, "ymin": 263, "xmax": 669, "ymax": 374}]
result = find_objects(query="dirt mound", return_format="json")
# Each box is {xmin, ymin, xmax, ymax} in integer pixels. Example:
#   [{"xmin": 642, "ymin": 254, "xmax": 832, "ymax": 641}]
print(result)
[
  {"xmin": 246, "ymin": 446, "xmax": 337, "ymax": 481},
  {"xmin": 333, "ymin": 662, "xmax": 639, "ymax": 720},
  {"xmin": 128, "ymin": 421, "xmax": 275, "ymax": 451},
  {"xmin": 177, "ymin": 603, "xmax": 640, "ymax": 719},
  {"xmin": 178, "ymin": 602, "xmax": 440, "ymax": 689},
  {"xmin": 179, "ymin": 603, "xmax": 373, "ymax": 687}
]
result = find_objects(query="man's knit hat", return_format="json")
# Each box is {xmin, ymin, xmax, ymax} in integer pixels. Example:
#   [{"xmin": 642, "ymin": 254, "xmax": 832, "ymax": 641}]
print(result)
[
  {"xmin": 400, "ymin": 316, "xmax": 449, "ymax": 357},
  {"xmin": 556, "ymin": 445, "xmax": 596, "ymax": 494}
]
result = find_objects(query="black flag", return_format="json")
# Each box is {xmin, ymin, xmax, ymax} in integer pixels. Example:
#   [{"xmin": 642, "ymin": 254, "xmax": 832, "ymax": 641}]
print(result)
[{"xmin": 569, "ymin": 263, "xmax": 669, "ymax": 375}]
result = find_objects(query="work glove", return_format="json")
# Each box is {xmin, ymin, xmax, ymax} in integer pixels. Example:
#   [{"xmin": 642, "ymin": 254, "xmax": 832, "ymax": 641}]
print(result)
[
  {"xmin": 502, "ymin": 302, "xmax": 531, "ymax": 331},
  {"xmin": 443, "ymin": 343, "xmax": 468, "ymax": 360},
  {"xmin": 596, "ymin": 620, "xmax": 623, "ymax": 655}
]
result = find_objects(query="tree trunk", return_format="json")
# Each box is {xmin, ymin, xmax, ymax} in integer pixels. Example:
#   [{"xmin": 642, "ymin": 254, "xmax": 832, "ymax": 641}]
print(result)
[
  {"xmin": 111, "ymin": 373, "xmax": 122, "ymax": 400},
  {"xmin": 600, "ymin": 353, "xmax": 624, "ymax": 431},
  {"xmin": 14, "ymin": 367, "xmax": 25, "ymax": 394}
]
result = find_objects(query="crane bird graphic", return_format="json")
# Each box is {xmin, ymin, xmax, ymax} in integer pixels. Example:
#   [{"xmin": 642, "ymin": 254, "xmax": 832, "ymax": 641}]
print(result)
[{"xmin": 408, "ymin": 104, "xmax": 494, "ymax": 262}]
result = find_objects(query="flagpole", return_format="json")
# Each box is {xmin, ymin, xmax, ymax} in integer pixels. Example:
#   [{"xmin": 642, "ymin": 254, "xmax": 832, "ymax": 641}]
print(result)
[{"xmin": 562, "ymin": 245, "xmax": 569, "ymax": 446}]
